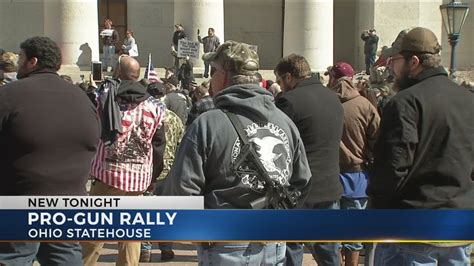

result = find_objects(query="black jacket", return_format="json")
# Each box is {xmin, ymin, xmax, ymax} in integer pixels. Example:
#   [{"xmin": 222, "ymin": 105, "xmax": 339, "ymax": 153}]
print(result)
[
  {"xmin": 0, "ymin": 71, "xmax": 101, "ymax": 195},
  {"xmin": 368, "ymin": 67, "xmax": 474, "ymax": 209},
  {"xmin": 164, "ymin": 91, "xmax": 189, "ymax": 124},
  {"xmin": 172, "ymin": 30, "xmax": 186, "ymax": 48},
  {"xmin": 276, "ymin": 77, "xmax": 344, "ymax": 205},
  {"xmin": 96, "ymin": 79, "xmax": 166, "ymax": 180}
]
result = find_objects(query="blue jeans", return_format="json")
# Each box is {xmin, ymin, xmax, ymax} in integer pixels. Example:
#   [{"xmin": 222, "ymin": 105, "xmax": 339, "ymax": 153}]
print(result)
[
  {"xmin": 0, "ymin": 242, "xmax": 82, "ymax": 266},
  {"xmin": 102, "ymin": 45, "xmax": 115, "ymax": 70},
  {"xmin": 364, "ymin": 243, "xmax": 377, "ymax": 266},
  {"xmin": 365, "ymin": 54, "xmax": 376, "ymax": 74},
  {"xmin": 286, "ymin": 200, "xmax": 341, "ymax": 266},
  {"xmin": 197, "ymin": 242, "xmax": 285, "ymax": 266},
  {"xmin": 340, "ymin": 197, "xmax": 367, "ymax": 252},
  {"xmin": 285, "ymin": 242, "xmax": 304, "ymax": 266},
  {"xmin": 141, "ymin": 242, "xmax": 173, "ymax": 252},
  {"xmin": 375, "ymin": 243, "xmax": 472, "ymax": 266},
  {"xmin": 204, "ymin": 60, "xmax": 210, "ymax": 77},
  {"xmin": 141, "ymin": 183, "xmax": 173, "ymax": 253},
  {"xmin": 307, "ymin": 240, "xmax": 341, "ymax": 266}
]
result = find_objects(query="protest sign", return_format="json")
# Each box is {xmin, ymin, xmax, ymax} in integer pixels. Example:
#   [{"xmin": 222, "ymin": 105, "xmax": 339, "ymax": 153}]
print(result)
[{"xmin": 178, "ymin": 39, "xmax": 200, "ymax": 59}]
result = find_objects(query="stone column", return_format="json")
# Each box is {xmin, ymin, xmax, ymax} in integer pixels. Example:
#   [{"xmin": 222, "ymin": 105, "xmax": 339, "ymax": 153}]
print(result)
[
  {"xmin": 174, "ymin": 0, "xmax": 224, "ymax": 68},
  {"xmin": 283, "ymin": 0, "xmax": 333, "ymax": 71},
  {"xmin": 353, "ymin": 0, "xmax": 445, "ymax": 71},
  {"xmin": 44, "ymin": 0, "xmax": 99, "ymax": 69}
]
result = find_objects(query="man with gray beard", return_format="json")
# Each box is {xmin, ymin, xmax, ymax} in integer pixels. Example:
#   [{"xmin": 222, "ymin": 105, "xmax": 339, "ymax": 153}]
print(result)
[{"xmin": 163, "ymin": 41, "xmax": 311, "ymax": 265}]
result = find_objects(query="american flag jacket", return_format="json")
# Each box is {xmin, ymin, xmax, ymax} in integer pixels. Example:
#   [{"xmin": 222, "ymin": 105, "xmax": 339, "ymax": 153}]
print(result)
[{"xmin": 90, "ymin": 80, "xmax": 165, "ymax": 192}]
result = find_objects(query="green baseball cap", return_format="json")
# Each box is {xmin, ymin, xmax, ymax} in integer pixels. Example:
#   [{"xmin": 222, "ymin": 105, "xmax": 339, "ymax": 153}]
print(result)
[
  {"xmin": 383, "ymin": 27, "xmax": 441, "ymax": 58},
  {"xmin": 401, "ymin": 27, "xmax": 441, "ymax": 54},
  {"xmin": 202, "ymin": 40, "xmax": 259, "ymax": 75},
  {"xmin": 382, "ymin": 28, "xmax": 411, "ymax": 58}
]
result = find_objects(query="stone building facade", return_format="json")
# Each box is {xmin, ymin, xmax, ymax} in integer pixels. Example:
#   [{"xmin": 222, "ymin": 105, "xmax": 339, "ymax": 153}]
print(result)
[{"xmin": 0, "ymin": 0, "xmax": 472, "ymax": 71}]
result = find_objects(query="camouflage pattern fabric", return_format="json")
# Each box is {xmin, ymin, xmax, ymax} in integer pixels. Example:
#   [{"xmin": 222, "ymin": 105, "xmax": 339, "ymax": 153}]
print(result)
[
  {"xmin": 369, "ymin": 66, "xmax": 393, "ymax": 97},
  {"xmin": 370, "ymin": 65, "xmax": 390, "ymax": 85},
  {"xmin": 202, "ymin": 40, "xmax": 259, "ymax": 76},
  {"xmin": 157, "ymin": 109, "xmax": 184, "ymax": 181}
]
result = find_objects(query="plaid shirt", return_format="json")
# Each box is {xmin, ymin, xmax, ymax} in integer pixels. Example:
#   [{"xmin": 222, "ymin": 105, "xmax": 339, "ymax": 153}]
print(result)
[
  {"xmin": 91, "ymin": 85, "xmax": 164, "ymax": 192},
  {"xmin": 186, "ymin": 95, "xmax": 215, "ymax": 126}
]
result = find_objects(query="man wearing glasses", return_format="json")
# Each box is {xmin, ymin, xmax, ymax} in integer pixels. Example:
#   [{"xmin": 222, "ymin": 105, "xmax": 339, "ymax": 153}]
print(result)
[{"xmin": 368, "ymin": 27, "xmax": 474, "ymax": 265}]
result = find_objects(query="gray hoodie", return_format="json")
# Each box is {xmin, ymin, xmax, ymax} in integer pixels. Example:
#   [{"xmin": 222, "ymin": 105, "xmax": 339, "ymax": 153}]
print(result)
[{"xmin": 162, "ymin": 84, "xmax": 311, "ymax": 209}]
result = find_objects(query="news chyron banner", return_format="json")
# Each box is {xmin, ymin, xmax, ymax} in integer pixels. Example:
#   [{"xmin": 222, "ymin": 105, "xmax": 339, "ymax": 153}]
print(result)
[
  {"xmin": 0, "ymin": 196, "xmax": 202, "ymax": 241},
  {"xmin": 1, "ymin": 196, "xmax": 474, "ymax": 241}
]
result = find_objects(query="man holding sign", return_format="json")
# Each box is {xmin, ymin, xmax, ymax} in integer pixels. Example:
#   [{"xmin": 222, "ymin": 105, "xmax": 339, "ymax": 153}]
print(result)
[
  {"xmin": 100, "ymin": 18, "xmax": 119, "ymax": 72},
  {"xmin": 171, "ymin": 24, "xmax": 187, "ymax": 69},
  {"xmin": 198, "ymin": 28, "xmax": 220, "ymax": 78},
  {"xmin": 177, "ymin": 39, "xmax": 200, "ymax": 60}
]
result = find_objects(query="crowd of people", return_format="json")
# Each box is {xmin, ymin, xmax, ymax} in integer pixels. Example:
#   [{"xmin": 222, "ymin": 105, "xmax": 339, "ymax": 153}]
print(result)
[{"xmin": 0, "ymin": 21, "xmax": 474, "ymax": 266}]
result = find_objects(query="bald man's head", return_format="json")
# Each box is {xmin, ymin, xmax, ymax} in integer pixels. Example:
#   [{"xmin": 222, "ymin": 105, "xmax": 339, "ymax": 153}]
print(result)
[{"xmin": 117, "ymin": 56, "xmax": 140, "ymax": 80}]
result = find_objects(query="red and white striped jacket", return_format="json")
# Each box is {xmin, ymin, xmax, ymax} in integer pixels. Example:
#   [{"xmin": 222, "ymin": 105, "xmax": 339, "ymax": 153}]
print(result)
[{"xmin": 90, "ymin": 88, "xmax": 164, "ymax": 192}]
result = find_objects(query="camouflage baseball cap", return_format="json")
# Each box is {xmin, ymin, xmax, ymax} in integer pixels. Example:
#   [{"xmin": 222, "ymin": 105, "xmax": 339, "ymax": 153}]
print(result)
[
  {"xmin": 382, "ymin": 28, "xmax": 412, "ymax": 58},
  {"xmin": 202, "ymin": 40, "xmax": 259, "ymax": 75}
]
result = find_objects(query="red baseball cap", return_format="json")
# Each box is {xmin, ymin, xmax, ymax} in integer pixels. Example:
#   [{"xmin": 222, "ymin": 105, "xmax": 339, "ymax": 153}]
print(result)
[{"xmin": 330, "ymin": 62, "xmax": 354, "ymax": 79}]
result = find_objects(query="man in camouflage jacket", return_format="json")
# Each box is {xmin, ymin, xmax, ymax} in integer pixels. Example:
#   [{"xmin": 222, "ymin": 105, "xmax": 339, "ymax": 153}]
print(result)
[
  {"xmin": 157, "ymin": 109, "xmax": 184, "ymax": 181},
  {"xmin": 140, "ymin": 108, "xmax": 184, "ymax": 262}
]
